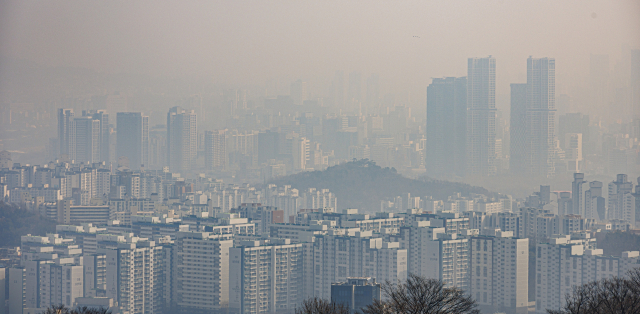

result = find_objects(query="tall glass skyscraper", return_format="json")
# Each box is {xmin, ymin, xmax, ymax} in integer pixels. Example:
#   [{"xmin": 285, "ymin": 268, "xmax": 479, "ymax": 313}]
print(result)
[
  {"xmin": 509, "ymin": 83, "xmax": 527, "ymax": 174},
  {"xmin": 116, "ymin": 112, "xmax": 149, "ymax": 170},
  {"xmin": 526, "ymin": 57, "xmax": 556, "ymax": 177},
  {"xmin": 426, "ymin": 77, "xmax": 467, "ymax": 178},
  {"xmin": 467, "ymin": 57, "xmax": 497, "ymax": 176},
  {"xmin": 167, "ymin": 106, "xmax": 197, "ymax": 174}
]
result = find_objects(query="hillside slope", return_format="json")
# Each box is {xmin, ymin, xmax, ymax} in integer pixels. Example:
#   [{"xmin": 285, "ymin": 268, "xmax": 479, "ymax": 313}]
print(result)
[
  {"xmin": 0, "ymin": 202, "xmax": 56, "ymax": 247},
  {"xmin": 269, "ymin": 159, "xmax": 492, "ymax": 212}
]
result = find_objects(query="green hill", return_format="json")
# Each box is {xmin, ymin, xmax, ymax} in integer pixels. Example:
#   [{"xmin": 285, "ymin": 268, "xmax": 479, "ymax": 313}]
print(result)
[
  {"xmin": 0, "ymin": 202, "xmax": 56, "ymax": 247},
  {"xmin": 269, "ymin": 159, "xmax": 492, "ymax": 212}
]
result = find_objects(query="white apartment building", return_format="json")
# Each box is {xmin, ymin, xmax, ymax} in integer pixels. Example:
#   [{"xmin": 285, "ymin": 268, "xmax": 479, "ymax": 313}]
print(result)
[
  {"xmin": 10, "ymin": 234, "xmax": 85, "ymax": 313},
  {"xmin": 387, "ymin": 221, "xmax": 445, "ymax": 277},
  {"xmin": 229, "ymin": 240, "xmax": 313, "ymax": 314},
  {"xmin": 312, "ymin": 231, "xmax": 407, "ymax": 299},
  {"xmin": 470, "ymin": 231, "xmax": 529, "ymax": 314},
  {"xmin": 99, "ymin": 234, "xmax": 165, "ymax": 314},
  {"xmin": 534, "ymin": 234, "xmax": 636, "ymax": 313},
  {"xmin": 423, "ymin": 234, "xmax": 470, "ymax": 290},
  {"xmin": 174, "ymin": 232, "xmax": 234, "ymax": 313},
  {"xmin": 608, "ymin": 174, "xmax": 636, "ymax": 224}
]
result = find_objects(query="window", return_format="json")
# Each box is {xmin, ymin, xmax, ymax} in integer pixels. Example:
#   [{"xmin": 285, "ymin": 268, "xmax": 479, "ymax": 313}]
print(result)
[
  {"xmin": 573, "ymin": 259, "xmax": 577, "ymax": 269},
  {"xmin": 483, "ymin": 292, "xmax": 487, "ymax": 302},
  {"xmin": 483, "ymin": 267, "xmax": 487, "ymax": 277},
  {"xmin": 476, "ymin": 266, "xmax": 480, "ymax": 276}
]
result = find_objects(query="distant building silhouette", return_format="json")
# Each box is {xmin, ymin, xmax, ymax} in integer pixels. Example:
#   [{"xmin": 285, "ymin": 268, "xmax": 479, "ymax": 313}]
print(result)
[
  {"xmin": 167, "ymin": 106, "xmax": 197, "ymax": 173},
  {"xmin": 467, "ymin": 57, "xmax": 497, "ymax": 176},
  {"xmin": 116, "ymin": 112, "xmax": 148, "ymax": 170},
  {"xmin": 525, "ymin": 57, "xmax": 556, "ymax": 177},
  {"xmin": 509, "ymin": 83, "xmax": 527, "ymax": 174},
  {"xmin": 426, "ymin": 77, "xmax": 467, "ymax": 177}
]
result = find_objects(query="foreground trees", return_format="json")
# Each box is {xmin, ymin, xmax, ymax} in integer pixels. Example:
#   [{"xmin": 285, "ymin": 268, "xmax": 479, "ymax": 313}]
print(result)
[
  {"xmin": 41, "ymin": 305, "xmax": 111, "ymax": 314},
  {"xmin": 297, "ymin": 275, "xmax": 479, "ymax": 314},
  {"xmin": 548, "ymin": 268, "xmax": 640, "ymax": 314},
  {"xmin": 295, "ymin": 297, "xmax": 351, "ymax": 314},
  {"xmin": 361, "ymin": 274, "xmax": 479, "ymax": 314}
]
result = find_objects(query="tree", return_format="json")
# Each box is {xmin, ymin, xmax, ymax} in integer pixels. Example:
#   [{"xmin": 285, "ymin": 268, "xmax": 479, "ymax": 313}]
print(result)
[
  {"xmin": 361, "ymin": 274, "xmax": 480, "ymax": 314},
  {"xmin": 547, "ymin": 268, "xmax": 640, "ymax": 314},
  {"xmin": 295, "ymin": 297, "xmax": 351, "ymax": 314},
  {"xmin": 41, "ymin": 305, "xmax": 111, "ymax": 314}
]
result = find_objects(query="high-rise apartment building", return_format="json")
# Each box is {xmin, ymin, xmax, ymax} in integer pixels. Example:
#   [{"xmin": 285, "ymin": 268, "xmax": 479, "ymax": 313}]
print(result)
[
  {"xmin": 229, "ymin": 240, "xmax": 313, "ymax": 314},
  {"xmin": 312, "ymin": 233, "xmax": 407, "ymax": 300},
  {"xmin": 585, "ymin": 181, "xmax": 606, "ymax": 220},
  {"xmin": 174, "ymin": 232, "xmax": 233, "ymax": 313},
  {"xmin": 116, "ymin": 112, "xmax": 149, "ymax": 170},
  {"xmin": 509, "ymin": 84, "xmax": 527, "ymax": 174},
  {"xmin": 292, "ymin": 137, "xmax": 310, "ymax": 171},
  {"xmin": 83, "ymin": 110, "xmax": 110, "ymax": 163},
  {"xmin": 72, "ymin": 117, "xmax": 101, "ymax": 163},
  {"xmin": 467, "ymin": 57, "xmax": 497, "ymax": 176},
  {"xmin": 99, "ymin": 234, "xmax": 165, "ymax": 314},
  {"xmin": 58, "ymin": 109, "xmax": 75, "ymax": 159},
  {"xmin": 535, "ymin": 234, "xmax": 640, "ymax": 313},
  {"xmin": 607, "ymin": 174, "xmax": 636, "ymax": 223},
  {"xmin": 167, "ymin": 107, "xmax": 197, "ymax": 174},
  {"xmin": 470, "ymin": 232, "xmax": 529, "ymax": 314},
  {"xmin": 204, "ymin": 130, "xmax": 227, "ymax": 170},
  {"xmin": 571, "ymin": 173, "xmax": 586, "ymax": 216},
  {"xmin": 348, "ymin": 71, "xmax": 362, "ymax": 106},
  {"xmin": 426, "ymin": 77, "xmax": 467, "ymax": 177},
  {"xmin": 525, "ymin": 57, "xmax": 556, "ymax": 177},
  {"xmin": 290, "ymin": 79, "xmax": 307, "ymax": 106}
]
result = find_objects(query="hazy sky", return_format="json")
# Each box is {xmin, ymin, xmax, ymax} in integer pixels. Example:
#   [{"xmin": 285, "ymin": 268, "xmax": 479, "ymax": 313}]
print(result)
[{"xmin": 1, "ymin": 0, "xmax": 639, "ymax": 107}]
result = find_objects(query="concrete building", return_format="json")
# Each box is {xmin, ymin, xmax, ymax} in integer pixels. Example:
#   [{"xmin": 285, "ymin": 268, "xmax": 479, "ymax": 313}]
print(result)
[
  {"xmin": 608, "ymin": 174, "xmax": 635, "ymax": 224},
  {"xmin": 229, "ymin": 240, "xmax": 312, "ymax": 314},
  {"xmin": 585, "ymin": 181, "xmax": 606, "ymax": 220},
  {"xmin": 470, "ymin": 231, "xmax": 529, "ymax": 314},
  {"xmin": 535, "ymin": 234, "xmax": 639, "ymax": 313},
  {"xmin": 72, "ymin": 117, "xmax": 101, "ymax": 163},
  {"xmin": 58, "ymin": 109, "xmax": 75, "ymax": 159},
  {"xmin": 99, "ymin": 234, "xmax": 165, "ymax": 314},
  {"xmin": 167, "ymin": 107, "xmax": 197, "ymax": 174},
  {"xmin": 571, "ymin": 173, "xmax": 586, "ymax": 216},
  {"xmin": 312, "ymin": 231, "xmax": 407, "ymax": 300},
  {"xmin": 174, "ymin": 232, "xmax": 233, "ymax": 313},
  {"xmin": 204, "ymin": 129, "xmax": 227, "ymax": 170},
  {"xmin": 82, "ymin": 110, "xmax": 110, "ymax": 164}
]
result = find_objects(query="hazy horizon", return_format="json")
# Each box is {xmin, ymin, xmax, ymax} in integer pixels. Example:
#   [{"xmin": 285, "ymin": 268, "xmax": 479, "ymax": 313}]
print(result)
[{"xmin": 1, "ymin": 1, "xmax": 639, "ymax": 116}]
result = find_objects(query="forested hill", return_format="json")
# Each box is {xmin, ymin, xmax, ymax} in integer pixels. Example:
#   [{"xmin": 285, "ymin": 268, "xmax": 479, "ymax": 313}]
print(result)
[
  {"xmin": 0, "ymin": 202, "xmax": 56, "ymax": 247},
  {"xmin": 269, "ymin": 160, "xmax": 492, "ymax": 212}
]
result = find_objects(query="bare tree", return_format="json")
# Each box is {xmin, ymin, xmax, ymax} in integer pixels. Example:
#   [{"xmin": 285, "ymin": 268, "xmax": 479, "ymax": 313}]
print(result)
[
  {"xmin": 361, "ymin": 274, "xmax": 479, "ymax": 314},
  {"xmin": 548, "ymin": 268, "xmax": 640, "ymax": 314},
  {"xmin": 295, "ymin": 297, "xmax": 351, "ymax": 314},
  {"xmin": 41, "ymin": 305, "xmax": 111, "ymax": 314}
]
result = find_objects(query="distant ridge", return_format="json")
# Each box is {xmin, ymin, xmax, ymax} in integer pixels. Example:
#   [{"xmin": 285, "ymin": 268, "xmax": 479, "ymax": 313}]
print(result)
[{"xmin": 269, "ymin": 159, "xmax": 492, "ymax": 212}]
